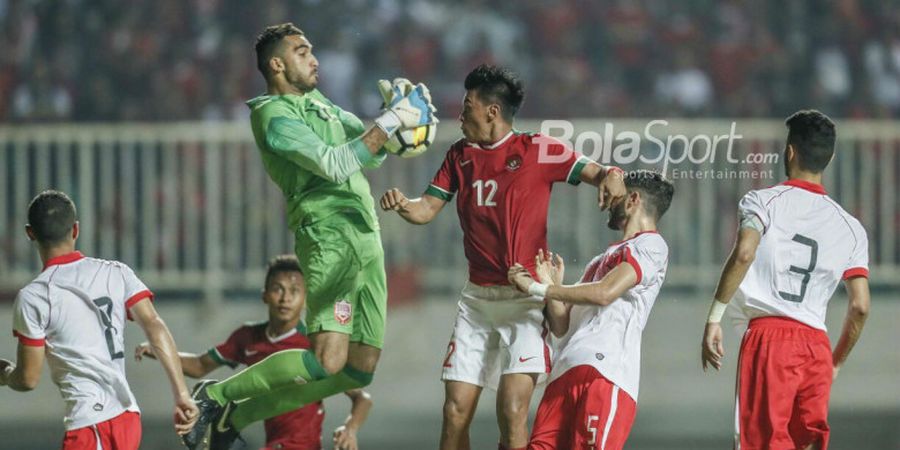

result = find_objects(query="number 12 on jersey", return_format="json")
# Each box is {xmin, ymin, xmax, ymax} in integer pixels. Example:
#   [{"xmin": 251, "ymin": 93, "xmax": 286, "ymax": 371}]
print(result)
[{"xmin": 473, "ymin": 179, "xmax": 498, "ymax": 207}]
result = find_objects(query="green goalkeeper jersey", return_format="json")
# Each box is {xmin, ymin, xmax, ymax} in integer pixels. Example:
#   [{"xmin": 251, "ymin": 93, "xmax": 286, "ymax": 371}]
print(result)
[{"xmin": 247, "ymin": 89, "xmax": 386, "ymax": 232}]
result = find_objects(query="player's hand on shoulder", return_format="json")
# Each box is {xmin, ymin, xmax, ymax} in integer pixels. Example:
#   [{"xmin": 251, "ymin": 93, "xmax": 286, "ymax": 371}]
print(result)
[
  {"xmin": 173, "ymin": 392, "xmax": 199, "ymax": 435},
  {"xmin": 333, "ymin": 424, "xmax": 359, "ymax": 450},
  {"xmin": 134, "ymin": 342, "xmax": 156, "ymax": 361},
  {"xmin": 508, "ymin": 263, "xmax": 534, "ymax": 293},
  {"xmin": 380, "ymin": 188, "xmax": 410, "ymax": 212},
  {"xmin": 598, "ymin": 166, "xmax": 627, "ymax": 210},
  {"xmin": 701, "ymin": 322, "xmax": 725, "ymax": 372}
]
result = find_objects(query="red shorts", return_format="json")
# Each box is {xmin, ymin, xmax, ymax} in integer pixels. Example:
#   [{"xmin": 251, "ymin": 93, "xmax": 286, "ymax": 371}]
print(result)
[
  {"xmin": 736, "ymin": 316, "xmax": 833, "ymax": 450},
  {"xmin": 530, "ymin": 365, "xmax": 636, "ymax": 450},
  {"xmin": 62, "ymin": 411, "xmax": 142, "ymax": 450}
]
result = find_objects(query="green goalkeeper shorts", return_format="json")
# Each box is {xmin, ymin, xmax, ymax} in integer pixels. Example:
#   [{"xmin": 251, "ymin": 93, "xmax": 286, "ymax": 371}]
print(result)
[{"xmin": 294, "ymin": 213, "xmax": 387, "ymax": 349}]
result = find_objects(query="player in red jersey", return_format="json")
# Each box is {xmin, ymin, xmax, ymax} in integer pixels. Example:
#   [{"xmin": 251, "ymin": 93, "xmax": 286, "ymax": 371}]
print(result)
[
  {"xmin": 135, "ymin": 255, "xmax": 372, "ymax": 450},
  {"xmin": 380, "ymin": 64, "xmax": 626, "ymax": 450},
  {"xmin": 701, "ymin": 110, "xmax": 871, "ymax": 450}
]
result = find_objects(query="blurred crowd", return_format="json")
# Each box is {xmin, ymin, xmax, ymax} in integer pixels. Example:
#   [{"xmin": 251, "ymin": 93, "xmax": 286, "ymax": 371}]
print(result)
[{"xmin": 1, "ymin": 0, "xmax": 898, "ymax": 122}]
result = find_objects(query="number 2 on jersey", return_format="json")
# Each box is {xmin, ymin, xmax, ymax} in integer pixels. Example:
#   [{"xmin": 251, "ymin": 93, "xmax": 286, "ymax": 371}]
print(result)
[
  {"xmin": 778, "ymin": 234, "xmax": 818, "ymax": 303},
  {"xmin": 93, "ymin": 297, "xmax": 124, "ymax": 360},
  {"xmin": 473, "ymin": 179, "xmax": 497, "ymax": 207}
]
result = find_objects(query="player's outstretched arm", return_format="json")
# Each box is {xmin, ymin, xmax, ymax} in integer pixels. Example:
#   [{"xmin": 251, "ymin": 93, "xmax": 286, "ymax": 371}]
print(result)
[
  {"xmin": 266, "ymin": 115, "xmax": 390, "ymax": 184},
  {"xmin": 831, "ymin": 276, "xmax": 870, "ymax": 380},
  {"xmin": 0, "ymin": 344, "xmax": 44, "ymax": 391},
  {"xmin": 701, "ymin": 227, "xmax": 762, "ymax": 371},
  {"xmin": 334, "ymin": 389, "xmax": 374, "ymax": 450},
  {"xmin": 380, "ymin": 188, "xmax": 446, "ymax": 225},
  {"xmin": 134, "ymin": 342, "xmax": 222, "ymax": 379},
  {"xmin": 579, "ymin": 163, "xmax": 626, "ymax": 210},
  {"xmin": 509, "ymin": 259, "xmax": 638, "ymax": 307},
  {"xmin": 130, "ymin": 299, "xmax": 198, "ymax": 435},
  {"xmin": 263, "ymin": 82, "xmax": 436, "ymax": 184},
  {"xmin": 544, "ymin": 263, "xmax": 638, "ymax": 306}
]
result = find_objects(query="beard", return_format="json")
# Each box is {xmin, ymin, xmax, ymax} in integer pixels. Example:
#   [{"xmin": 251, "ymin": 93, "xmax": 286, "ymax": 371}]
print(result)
[
  {"xmin": 287, "ymin": 69, "xmax": 317, "ymax": 92},
  {"xmin": 607, "ymin": 201, "xmax": 627, "ymax": 230}
]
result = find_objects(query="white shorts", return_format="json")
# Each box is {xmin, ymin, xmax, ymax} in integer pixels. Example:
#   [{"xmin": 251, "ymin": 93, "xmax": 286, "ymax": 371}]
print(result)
[{"xmin": 441, "ymin": 281, "xmax": 551, "ymax": 390}]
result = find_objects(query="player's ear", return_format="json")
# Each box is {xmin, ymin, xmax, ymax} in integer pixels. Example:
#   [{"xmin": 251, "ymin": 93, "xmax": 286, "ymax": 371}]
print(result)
[
  {"xmin": 24, "ymin": 224, "xmax": 36, "ymax": 241},
  {"xmin": 269, "ymin": 57, "xmax": 284, "ymax": 75},
  {"xmin": 72, "ymin": 221, "xmax": 79, "ymax": 241},
  {"xmin": 628, "ymin": 190, "xmax": 641, "ymax": 210},
  {"xmin": 487, "ymin": 103, "xmax": 501, "ymax": 122},
  {"xmin": 785, "ymin": 144, "xmax": 795, "ymax": 163}
]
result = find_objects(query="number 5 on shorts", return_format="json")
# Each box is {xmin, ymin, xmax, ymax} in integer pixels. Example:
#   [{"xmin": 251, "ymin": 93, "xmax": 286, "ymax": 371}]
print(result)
[{"xmin": 586, "ymin": 414, "xmax": 600, "ymax": 445}]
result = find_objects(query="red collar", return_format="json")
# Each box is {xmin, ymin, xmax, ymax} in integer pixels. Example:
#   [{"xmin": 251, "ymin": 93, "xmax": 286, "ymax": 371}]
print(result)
[
  {"xmin": 610, "ymin": 230, "xmax": 659, "ymax": 246},
  {"xmin": 782, "ymin": 179, "xmax": 827, "ymax": 194},
  {"xmin": 43, "ymin": 251, "xmax": 84, "ymax": 270}
]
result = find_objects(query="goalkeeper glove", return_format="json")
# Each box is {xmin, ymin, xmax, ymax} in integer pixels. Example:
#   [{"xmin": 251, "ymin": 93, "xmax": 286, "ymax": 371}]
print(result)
[
  {"xmin": 374, "ymin": 81, "xmax": 437, "ymax": 137},
  {"xmin": 377, "ymin": 78, "xmax": 416, "ymax": 105},
  {"xmin": 378, "ymin": 78, "xmax": 435, "ymax": 115}
]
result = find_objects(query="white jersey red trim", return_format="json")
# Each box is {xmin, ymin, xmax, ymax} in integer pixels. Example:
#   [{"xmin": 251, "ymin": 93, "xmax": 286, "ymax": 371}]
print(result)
[
  {"xmin": 550, "ymin": 232, "xmax": 669, "ymax": 401},
  {"xmin": 729, "ymin": 179, "xmax": 869, "ymax": 331},
  {"xmin": 12, "ymin": 252, "xmax": 150, "ymax": 430}
]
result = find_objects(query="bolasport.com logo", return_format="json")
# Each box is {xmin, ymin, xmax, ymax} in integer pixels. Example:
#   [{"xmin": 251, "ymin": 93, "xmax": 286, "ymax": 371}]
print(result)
[{"xmin": 535, "ymin": 120, "xmax": 779, "ymax": 180}]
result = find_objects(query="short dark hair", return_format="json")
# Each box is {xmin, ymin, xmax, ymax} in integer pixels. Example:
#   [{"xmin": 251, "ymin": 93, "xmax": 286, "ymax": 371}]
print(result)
[
  {"xmin": 264, "ymin": 254, "xmax": 302, "ymax": 288},
  {"xmin": 464, "ymin": 64, "xmax": 525, "ymax": 121},
  {"xmin": 624, "ymin": 170, "xmax": 674, "ymax": 221},
  {"xmin": 785, "ymin": 109, "xmax": 836, "ymax": 173},
  {"xmin": 27, "ymin": 190, "xmax": 77, "ymax": 244},
  {"xmin": 255, "ymin": 23, "xmax": 305, "ymax": 77}
]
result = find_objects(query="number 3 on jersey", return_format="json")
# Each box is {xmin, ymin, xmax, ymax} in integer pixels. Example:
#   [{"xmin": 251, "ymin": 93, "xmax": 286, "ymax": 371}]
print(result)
[
  {"xmin": 778, "ymin": 234, "xmax": 818, "ymax": 303},
  {"xmin": 473, "ymin": 179, "xmax": 497, "ymax": 207}
]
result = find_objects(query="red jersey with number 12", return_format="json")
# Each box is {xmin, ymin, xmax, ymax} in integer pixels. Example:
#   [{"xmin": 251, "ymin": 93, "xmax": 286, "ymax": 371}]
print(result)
[{"xmin": 426, "ymin": 131, "xmax": 590, "ymax": 285}]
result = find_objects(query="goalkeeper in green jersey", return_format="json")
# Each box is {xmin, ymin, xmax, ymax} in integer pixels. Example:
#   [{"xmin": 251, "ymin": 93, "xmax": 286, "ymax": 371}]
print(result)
[{"xmin": 182, "ymin": 23, "xmax": 437, "ymax": 449}]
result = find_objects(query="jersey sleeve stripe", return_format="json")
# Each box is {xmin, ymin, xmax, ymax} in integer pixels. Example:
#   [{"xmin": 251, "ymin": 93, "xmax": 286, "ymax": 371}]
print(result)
[
  {"xmin": 565, "ymin": 156, "xmax": 590, "ymax": 185},
  {"xmin": 207, "ymin": 348, "xmax": 239, "ymax": 368},
  {"xmin": 426, "ymin": 184, "xmax": 454, "ymax": 201},
  {"xmin": 125, "ymin": 290, "xmax": 154, "ymax": 321},
  {"xmin": 623, "ymin": 247, "xmax": 643, "ymax": 284},
  {"xmin": 842, "ymin": 267, "xmax": 869, "ymax": 280},
  {"xmin": 13, "ymin": 330, "xmax": 45, "ymax": 347}
]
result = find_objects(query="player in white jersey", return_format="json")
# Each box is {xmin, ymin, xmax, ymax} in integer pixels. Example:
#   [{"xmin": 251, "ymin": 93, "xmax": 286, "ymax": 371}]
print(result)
[
  {"xmin": 701, "ymin": 110, "xmax": 871, "ymax": 450},
  {"xmin": 0, "ymin": 190, "xmax": 198, "ymax": 449},
  {"xmin": 508, "ymin": 170, "xmax": 674, "ymax": 450}
]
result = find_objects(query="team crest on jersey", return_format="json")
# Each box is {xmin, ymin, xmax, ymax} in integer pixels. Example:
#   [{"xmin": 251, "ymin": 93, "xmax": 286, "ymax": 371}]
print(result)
[
  {"xmin": 334, "ymin": 300, "xmax": 352, "ymax": 325},
  {"xmin": 505, "ymin": 155, "xmax": 523, "ymax": 171}
]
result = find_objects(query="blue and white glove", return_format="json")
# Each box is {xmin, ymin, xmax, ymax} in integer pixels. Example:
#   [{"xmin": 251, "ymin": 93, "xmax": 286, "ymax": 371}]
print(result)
[
  {"xmin": 374, "ymin": 80, "xmax": 437, "ymax": 137},
  {"xmin": 377, "ymin": 78, "xmax": 417, "ymax": 106}
]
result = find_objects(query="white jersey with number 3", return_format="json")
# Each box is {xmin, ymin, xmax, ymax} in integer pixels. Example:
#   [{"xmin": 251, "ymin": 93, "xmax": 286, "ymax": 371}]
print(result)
[
  {"xmin": 731, "ymin": 180, "xmax": 869, "ymax": 331},
  {"xmin": 12, "ymin": 252, "xmax": 150, "ymax": 430}
]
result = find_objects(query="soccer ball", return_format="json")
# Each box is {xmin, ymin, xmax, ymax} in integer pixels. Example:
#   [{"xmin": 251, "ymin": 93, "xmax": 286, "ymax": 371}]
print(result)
[{"xmin": 384, "ymin": 123, "xmax": 437, "ymax": 158}]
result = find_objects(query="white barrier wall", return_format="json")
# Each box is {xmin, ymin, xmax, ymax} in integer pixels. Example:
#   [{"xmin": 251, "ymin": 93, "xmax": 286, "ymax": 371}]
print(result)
[{"xmin": 1, "ymin": 120, "xmax": 898, "ymax": 302}]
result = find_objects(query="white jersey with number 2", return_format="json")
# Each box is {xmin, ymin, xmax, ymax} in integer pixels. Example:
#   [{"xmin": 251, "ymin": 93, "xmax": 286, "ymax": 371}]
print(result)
[
  {"xmin": 730, "ymin": 180, "xmax": 869, "ymax": 331},
  {"xmin": 12, "ymin": 252, "xmax": 151, "ymax": 430}
]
